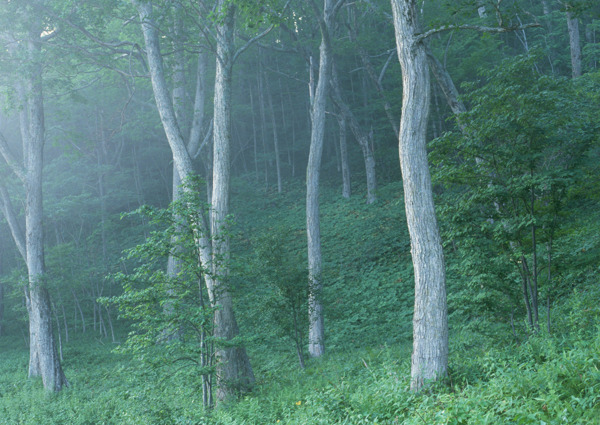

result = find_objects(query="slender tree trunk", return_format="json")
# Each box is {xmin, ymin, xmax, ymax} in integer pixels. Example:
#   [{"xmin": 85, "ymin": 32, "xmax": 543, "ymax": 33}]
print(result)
[
  {"xmin": 0, "ymin": 283, "xmax": 3, "ymax": 336},
  {"xmin": 211, "ymin": 1, "xmax": 255, "ymax": 401},
  {"xmin": 257, "ymin": 52, "xmax": 270, "ymax": 188},
  {"xmin": 0, "ymin": 184, "xmax": 26, "ymax": 261},
  {"xmin": 566, "ymin": 6, "xmax": 582, "ymax": 78},
  {"xmin": 307, "ymin": 0, "xmax": 337, "ymax": 358},
  {"xmin": 337, "ymin": 115, "xmax": 351, "ymax": 198},
  {"xmin": 267, "ymin": 80, "xmax": 283, "ymax": 194},
  {"xmin": 391, "ymin": 0, "xmax": 448, "ymax": 392},
  {"xmin": 72, "ymin": 290, "xmax": 86, "ymax": 333},
  {"xmin": 249, "ymin": 86, "xmax": 260, "ymax": 180}
]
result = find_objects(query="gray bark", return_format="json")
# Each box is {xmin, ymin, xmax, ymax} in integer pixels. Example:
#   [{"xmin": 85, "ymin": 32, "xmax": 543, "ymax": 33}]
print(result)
[
  {"xmin": 211, "ymin": 1, "xmax": 255, "ymax": 400},
  {"xmin": 24, "ymin": 31, "xmax": 67, "ymax": 391},
  {"xmin": 306, "ymin": 0, "xmax": 338, "ymax": 358},
  {"xmin": 337, "ymin": 115, "xmax": 351, "ymax": 199},
  {"xmin": 391, "ymin": 0, "xmax": 448, "ymax": 391},
  {"xmin": 0, "ymin": 283, "xmax": 3, "ymax": 336},
  {"xmin": 426, "ymin": 50, "xmax": 467, "ymax": 119},
  {"xmin": 566, "ymin": 7, "xmax": 582, "ymax": 78},
  {"xmin": 267, "ymin": 81, "xmax": 283, "ymax": 194},
  {"xmin": 0, "ymin": 183, "xmax": 26, "ymax": 261},
  {"xmin": 0, "ymin": 19, "xmax": 68, "ymax": 391}
]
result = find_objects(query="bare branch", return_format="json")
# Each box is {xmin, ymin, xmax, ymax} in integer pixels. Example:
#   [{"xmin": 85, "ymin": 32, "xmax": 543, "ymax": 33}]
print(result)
[
  {"xmin": 0, "ymin": 183, "xmax": 26, "ymax": 261},
  {"xmin": 415, "ymin": 23, "xmax": 541, "ymax": 44},
  {"xmin": 232, "ymin": 0, "xmax": 292, "ymax": 64},
  {"xmin": 233, "ymin": 24, "xmax": 275, "ymax": 64},
  {"xmin": 0, "ymin": 132, "xmax": 25, "ymax": 183},
  {"xmin": 193, "ymin": 120, "xmax": 213, "ymax": 160}
]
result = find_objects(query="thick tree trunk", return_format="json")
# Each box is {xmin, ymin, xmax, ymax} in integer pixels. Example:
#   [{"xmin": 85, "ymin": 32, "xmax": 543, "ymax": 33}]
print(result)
[
  {"xmin": 566, "ymin": 7, "xmax": 582, "ymax": 78},
  {"xmin": 24, "ymin": 35, "xmax": 67, "ymax": 391},
  {"xmin": 391, "ymin": 0, "xmax": 448, "ymax": 392}
]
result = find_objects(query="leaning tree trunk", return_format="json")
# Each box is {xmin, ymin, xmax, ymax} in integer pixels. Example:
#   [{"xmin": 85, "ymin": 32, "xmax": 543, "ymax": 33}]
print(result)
[
  {"xmin": 391, "ymin": 0, "xmax": 448, "ymax": 392},
  {"xmin": 211, "ymin": 1, "xmax": 255, "ymax": 401},
  {"xmin": 24, "ymin": 33, "xmax": 67, "ymax": 391}
]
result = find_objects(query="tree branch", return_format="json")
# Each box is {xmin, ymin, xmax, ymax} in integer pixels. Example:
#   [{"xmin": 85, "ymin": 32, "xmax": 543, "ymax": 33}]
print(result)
[
  {"xmin": 0, "ymin": 132, "xmax": 25, "ymax": 183},
  {"xmin": 232, "ymin": 0, "xmax": 292, "ymax": 64},
  {"xmin": 0, "ymin": 183, "xmax": 26, "ymax": 262},
  {"xmin": 414, "ymin": 23, "xmax": 541, "ymax": 44}
]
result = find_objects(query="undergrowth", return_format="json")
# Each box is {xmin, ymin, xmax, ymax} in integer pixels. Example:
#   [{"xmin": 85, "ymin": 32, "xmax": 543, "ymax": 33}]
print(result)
[{"xmin": 0, "ymin": 180, "xmax": 599, "ymax": 424}]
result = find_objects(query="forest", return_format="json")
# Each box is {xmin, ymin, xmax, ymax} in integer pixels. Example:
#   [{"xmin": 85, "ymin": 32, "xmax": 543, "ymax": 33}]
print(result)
[{"xmin": 0, "ymin": 0, "xmax": 599, "ymax": 423}]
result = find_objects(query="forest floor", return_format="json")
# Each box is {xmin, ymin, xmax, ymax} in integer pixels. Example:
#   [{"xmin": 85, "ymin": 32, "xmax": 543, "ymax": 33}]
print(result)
[{"xmin": 1, "ymin": 179, "xmax": 599, "ymax": 424}]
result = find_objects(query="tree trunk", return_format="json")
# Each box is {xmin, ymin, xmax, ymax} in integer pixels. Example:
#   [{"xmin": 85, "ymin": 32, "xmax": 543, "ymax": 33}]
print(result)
[
  {"xmin": 566, "ymin": 6, "xmax": 582, "ymax": 78},
  {"xmin": 267, "ymin": 80, "xmax": 283, "ymax": 194},
  {"xmin": 0, "ymin": 283, "xmax": 3, "ymax": 337},
  {"xmin": 27, "ymin": 90, "xmax": 67, "ymax": 389},
  {"xmin": 391, "ymin": 0, "xmax": 448, "ymax": 392},
  {"xmin": 306, "ymin": 0, "xmax": 337, "ymax": 358},
  {"xmin": 337, "ymin": 115, "xmax": 351, "ymax": 199},
  {"xmin": 211, "ymin": 1, "xmax": 255, "ymax": 400}
]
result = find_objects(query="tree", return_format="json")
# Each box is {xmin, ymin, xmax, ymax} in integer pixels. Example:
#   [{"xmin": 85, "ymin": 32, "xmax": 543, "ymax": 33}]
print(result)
[
  {"xmin": 565, "ymin": 2, "xmax": 582, "ymax": 78},
  {"xmin": 0, "ymin": 3, "xmax": 67, "ymax": 391},
  {"xmin": 133, "ymin": 0, "xmax": 270, "ymax": 401},
  {"xmin": 306, "ymin": 0, "xmax": 346, "ymax": 358},
  {"xmin": 390, "ymin": 0, "xmax": 448, "ymax": 391}
]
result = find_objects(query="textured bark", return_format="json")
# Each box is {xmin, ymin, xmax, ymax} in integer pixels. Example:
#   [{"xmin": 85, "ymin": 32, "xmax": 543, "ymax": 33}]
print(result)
[
  {"xmin": 566, "ymin": 7, "xmax": 582, "ymax": 78},
  {"xmin": 23, "ymin": 31, "xmax": 67, "ymax": 391},
  {"xmin": 166, "ymin": 5, "xmax": 188, "ymax": 310},
  {"xmin": 211, "ymin": 1, "xmax": 255, "ymax": 400},
  {"xmin": 391, "ymin": 0, "xmax": 448, "ymax": 392},
  {"xmin": 307, "ymin": 0, "xmax": 337, "ymax": 358}
]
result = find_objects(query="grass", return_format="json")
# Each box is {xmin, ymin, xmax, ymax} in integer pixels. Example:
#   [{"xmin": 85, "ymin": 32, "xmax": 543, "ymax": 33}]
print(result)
[{"xmin": 1, "ymin": 179, "xmax": 599, "ymax": 423}]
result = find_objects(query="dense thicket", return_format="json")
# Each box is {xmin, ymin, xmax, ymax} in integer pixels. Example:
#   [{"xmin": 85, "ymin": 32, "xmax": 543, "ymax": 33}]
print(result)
[{"xmin": 0, "ymin": 0, "xmax": 598, "ymax": 421}]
